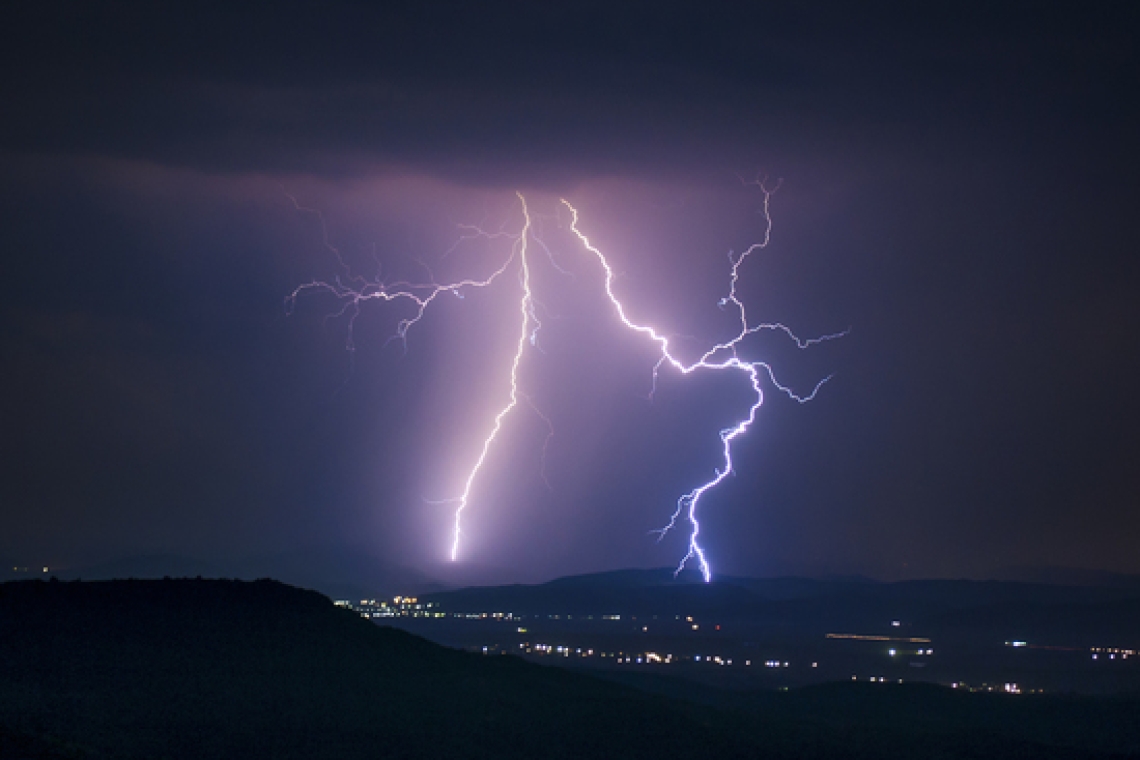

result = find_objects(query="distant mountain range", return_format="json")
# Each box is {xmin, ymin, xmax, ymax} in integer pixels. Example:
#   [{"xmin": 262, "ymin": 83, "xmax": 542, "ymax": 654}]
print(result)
[
  {"xmin": 425, "ymin": 565, "xmax": 1140, "ymax": 608},
  {"xmin": 420, "ymin": 567, "xmax": 1140, "ymax": 650}
]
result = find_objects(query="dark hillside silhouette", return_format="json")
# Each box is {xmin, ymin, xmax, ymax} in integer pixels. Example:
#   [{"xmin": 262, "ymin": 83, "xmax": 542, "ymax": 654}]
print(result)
[{"xmin": 0, "ymin": 579, "xmax": 1135, "ymax": 759}]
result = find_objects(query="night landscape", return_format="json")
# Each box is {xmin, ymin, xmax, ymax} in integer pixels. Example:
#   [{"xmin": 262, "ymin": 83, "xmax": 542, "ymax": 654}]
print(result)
[{"xmin": 2, "ymin": 2, "xmax": 1138, "ymax": 758}]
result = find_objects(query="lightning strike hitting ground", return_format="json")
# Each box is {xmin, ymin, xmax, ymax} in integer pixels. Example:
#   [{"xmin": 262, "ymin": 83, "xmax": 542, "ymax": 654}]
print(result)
[
  {"xmin": 562, "ymin": 181, "xmax": 847, "ymax": 581},
  {"xmin": 286, "ymin": 192, "xmax": 544, "ymax": 562},
  {"xmin": 446, "ymin": 194, "xmax": 536, "ymax": 561},
  {"xmin": 290, "ymin": 183, "xmax": 843, "ymax": 579}
]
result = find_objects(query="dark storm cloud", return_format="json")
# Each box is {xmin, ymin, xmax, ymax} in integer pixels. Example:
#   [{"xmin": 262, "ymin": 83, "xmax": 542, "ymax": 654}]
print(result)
[
  {"xmin": 3, "ymin": 2, "xmax": 1135, "ymax": 179},
  {"xmin": 1, "ymin": 1, "xmax": 1138, "ymax": 580}
]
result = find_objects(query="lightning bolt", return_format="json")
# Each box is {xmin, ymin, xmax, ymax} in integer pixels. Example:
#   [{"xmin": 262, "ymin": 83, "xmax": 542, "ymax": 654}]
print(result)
[
  {"xmin": 562, "ymin": 180, "xmax": 847, "ymax": 581},
  {"xmin": 447, "ymin": 193, "xmax": 536, "ymax": 561},
  {"xmin": 290, "ymin": 182, "xmax": 844, "ymax": 580},
  {"xmin": 286, "ymin": 191, "xmax": 548, "ymax": 562}
]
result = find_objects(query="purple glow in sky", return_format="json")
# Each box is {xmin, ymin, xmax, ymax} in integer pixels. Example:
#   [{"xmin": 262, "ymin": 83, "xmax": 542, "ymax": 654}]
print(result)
[
  {"xmin": 289, "ymin": 182, "xmax": 845, "ymax": 580},
  {"xmin": 2, "ymin": 1, "xmax": 1138, "ymax": 584}
]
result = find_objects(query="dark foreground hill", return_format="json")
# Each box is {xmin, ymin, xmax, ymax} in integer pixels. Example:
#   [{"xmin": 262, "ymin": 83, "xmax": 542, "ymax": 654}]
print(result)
[{"xmin": 0, "ymin": 579, "xmax": 1135, "ymax": 760}]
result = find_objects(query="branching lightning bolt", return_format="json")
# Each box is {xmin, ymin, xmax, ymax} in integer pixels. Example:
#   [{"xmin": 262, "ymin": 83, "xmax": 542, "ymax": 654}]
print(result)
[
  {"xmin": 289, "ymin": 181, "xmax": 844, "ymax": 580},
  {"xmin": 562, "ymin": 180, "xmax": 847, "ymax": 581},
  {"xmin": 284, "ymin": 191, "xmax": 521, "ymax": 355},
  {"xmin": 286, "ymin": 191, "xmax": 547, "ymax": 562}
]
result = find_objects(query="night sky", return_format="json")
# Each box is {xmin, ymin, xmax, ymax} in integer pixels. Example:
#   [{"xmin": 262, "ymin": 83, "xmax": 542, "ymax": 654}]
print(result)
[{"xmin": 2, "ymin": 2, "xmax": 1138, "ymax": 584}]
